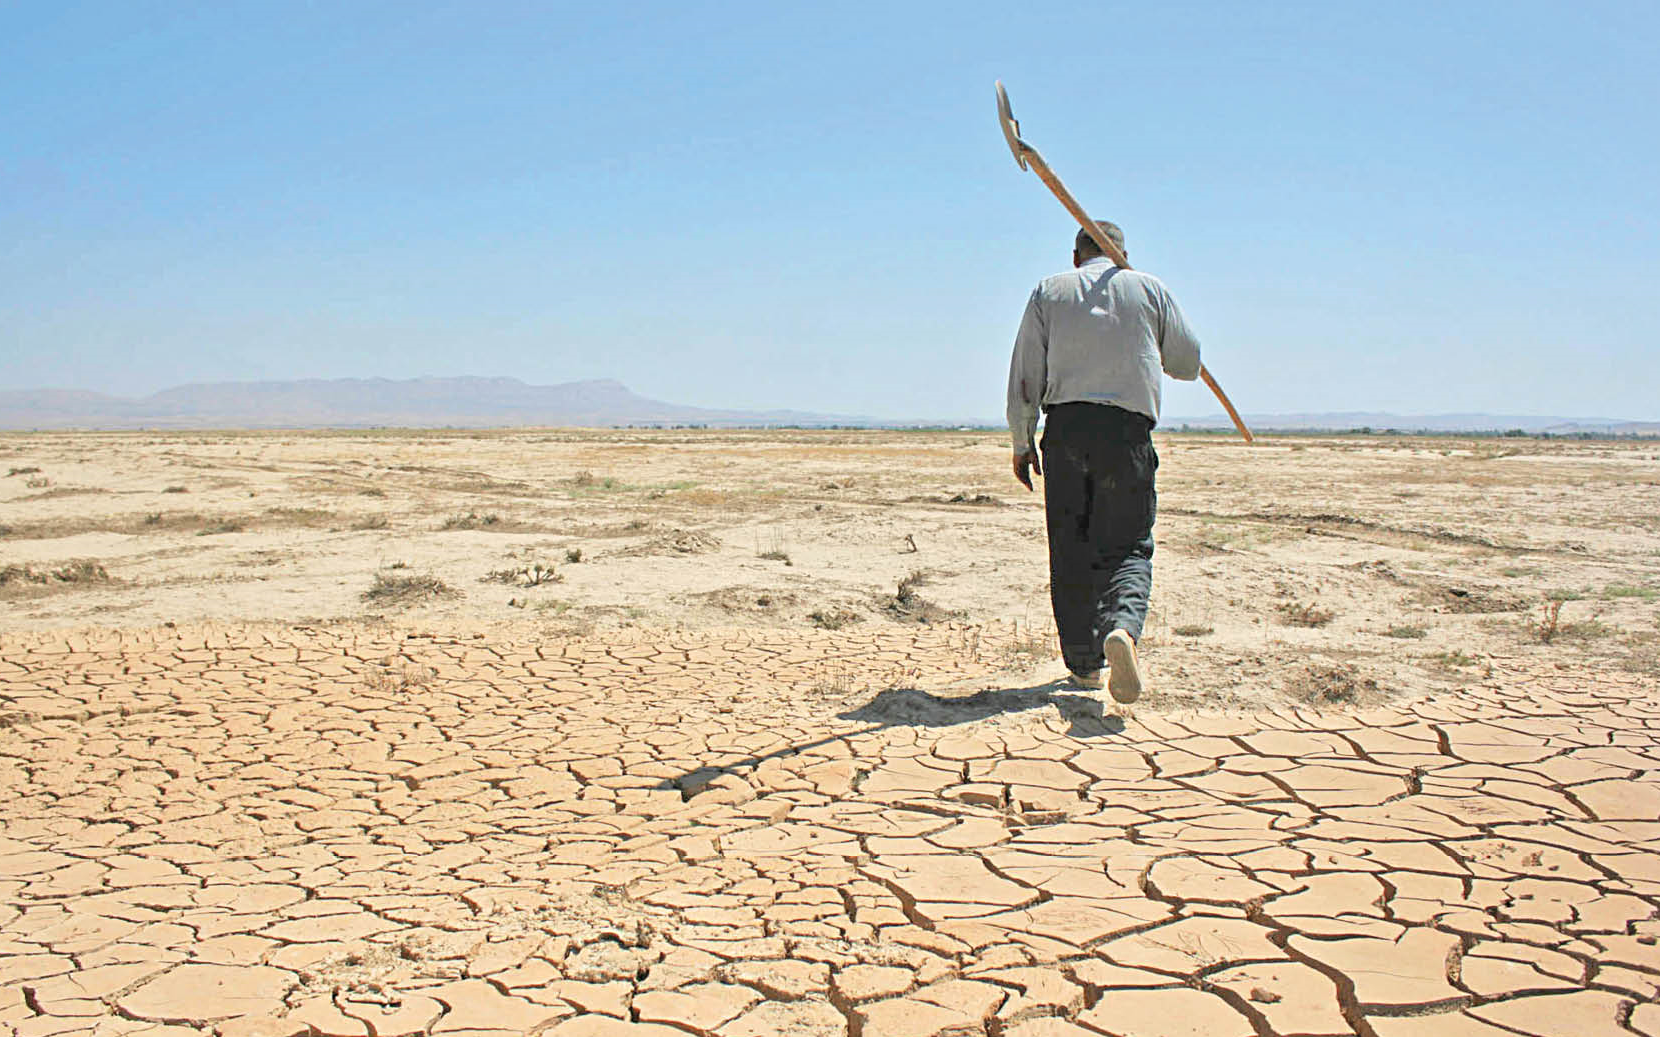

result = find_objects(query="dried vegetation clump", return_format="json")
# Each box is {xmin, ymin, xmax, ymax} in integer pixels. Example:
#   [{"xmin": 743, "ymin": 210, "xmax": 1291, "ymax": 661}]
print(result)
[
  {"xmin": 884, "ymin": 569, "xmax": 959, "ymax": 624},
  {"xmin": 1422, "ymin": 585, "xmax": 1527, "ymax": 614},
  {"xmin": 1276, "ymin": 600, "xmax": 1335, "ymax": 628},
  {"xmin": 482, "ymin": 562, "xmax": 562, "ymax": 587},
  {"xmin": 0, "ymin": 560, "xmax": 112, "ymax": 588},
  {"xmin": 1171, "ymin": 624, "xmax": 1214, "ymax": 637},
  {"xmin": 440, "ymin": 511, "xmax": 501, "ymax": 531},
  {"xmin": 808, "ymin": 607, "xmax": 863, "ymax": 630},
  {"xmin": 1287, "ymin": 663, "xmax": 1382, "ymax": 705},
  {"xmin": 363, "ymin": 570, "xmax": 458, "ymax": 605},
  {"xmin": 645, "ymin": 529, "xmax": 722, "ymax": 555},
  {"xmin": 365, "ymin": 660, "xmax": 435, "ymax": 694}
]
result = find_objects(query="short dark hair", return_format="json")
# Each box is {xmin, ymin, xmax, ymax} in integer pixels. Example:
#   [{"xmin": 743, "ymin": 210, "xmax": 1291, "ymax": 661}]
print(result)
[{"xmin": 1075, "ymin": 219, "xmax": 1125, "ymax": 260}]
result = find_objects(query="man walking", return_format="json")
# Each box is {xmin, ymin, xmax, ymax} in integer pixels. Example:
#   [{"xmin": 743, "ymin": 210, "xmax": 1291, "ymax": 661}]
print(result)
[{"xmin": 1006, "ymin": 220, "xmax": 1202, "ymax": 703}]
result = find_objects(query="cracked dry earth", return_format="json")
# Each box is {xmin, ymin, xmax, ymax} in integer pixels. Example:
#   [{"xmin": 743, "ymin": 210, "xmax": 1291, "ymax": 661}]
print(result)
[{"xmin": 3, "ymin": 623, "xmax": 1659, "ymax": 1037}]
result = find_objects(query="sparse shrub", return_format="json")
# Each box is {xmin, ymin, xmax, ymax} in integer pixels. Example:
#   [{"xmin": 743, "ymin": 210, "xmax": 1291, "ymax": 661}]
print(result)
[
  {"xmin": 1530, "ymin": 599, "xmax": 1566, "ymax": 643},
  {"xmin": 1605, "ymin": 584, "xmax": 1658, "ymax": 600},
  {"xmin": 196, "ymin": 520, "xmax": 244, "ymax": 536},
  {"xmin": 363, "ymin": 570, "xmax": 456, "ymax": 605},
  {"xmin": 441, "ymin": 511, "xmax": 500, "ymax": 530},
  {"xmin": 1001, "ymin": 625, "xmax": 1051, "ymax": 664},
  {"xmin": 570, "ymin": 471, "xmax": 623, "ymax": 491},
  {"xmin": 481, "ymin": 562, "xmax": 561, "ymax": 587},
  {"xmin": 359, "ymin": 487, "xmax": 387, "ymax": 498},
  {"xmin": 163, "ymin": 485, "xmax": 189, "ymax": 494},
  {"xmin": 885, "ymin": 570, "xmax": 958, "ymax": 624},
  {"xmin": 1276, "ymin": 600, "xmax": 1335, "ymax": 627},
  {"xmin": 895, "ymin": 570, "xmax": 928, "ymax": 605},
  {"xmin": 759, "ymin": 549, "xmax": 792, "ymax": 565},
  {"xmin": 1562, "ymin": 618, "xmax": 1616, "ymax": 642},
  {"xmin": 142, "ymin": 513, "xmax": 162, "ymax": 526},
  {"xmin": 23, "ymin": 477, "xmax": 50, "ymax": 489},
  {"xmin": 1545, "ymin": 587, "xmax": 1584, "ymax": 602},
  {"xmin": 1385, "ymin": 625, "xmax": 1428, "ymax": 639},
  {"xmin": 1172, "ymin": 624, "xmax": 1214, "ymax": 637},
  {"xmin": 352, "ymin": 515, "xmax": 390, "ymax": 531},
  {"xmin": 564, "ymin": 547, "xmax": 583, "ymax": 564},
  {"xmin": 1430, "ymin": 649, "xmax": 1481, "ymax": 668},
  {"xmin": 6, "ymin": 467, "xmax": 41, "ymax": 477},
  {"xmin": 809, "ymin": 607, "xmax": 862, "ymax": 630},
  {"xmin": 365, "ymin": 661, "xmax": 433, "ymax": 693}
]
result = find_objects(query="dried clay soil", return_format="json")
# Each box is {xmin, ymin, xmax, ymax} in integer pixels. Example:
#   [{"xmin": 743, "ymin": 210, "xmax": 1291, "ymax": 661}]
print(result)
[{"xmin": 1, "ymin": 429, "xmax": 1658, "ymax": 1036}]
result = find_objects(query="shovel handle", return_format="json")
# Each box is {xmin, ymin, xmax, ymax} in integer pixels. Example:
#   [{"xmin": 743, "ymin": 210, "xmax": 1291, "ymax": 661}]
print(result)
[{"xmin": 1199, "ymin": 365, "xmax": 1253, "ymax": 444}]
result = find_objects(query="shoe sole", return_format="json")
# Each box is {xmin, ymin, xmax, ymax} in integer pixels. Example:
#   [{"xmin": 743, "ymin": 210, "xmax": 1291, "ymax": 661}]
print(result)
[{"xmin": 1105, "ymin": 632, "xmax": 1142, "ymax": 704}]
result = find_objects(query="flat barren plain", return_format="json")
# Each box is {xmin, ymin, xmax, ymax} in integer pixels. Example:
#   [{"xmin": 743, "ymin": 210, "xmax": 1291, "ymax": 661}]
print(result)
[{"xmin": 2, "ymin": 429, "xmax": 1658, "ymax": 1037}]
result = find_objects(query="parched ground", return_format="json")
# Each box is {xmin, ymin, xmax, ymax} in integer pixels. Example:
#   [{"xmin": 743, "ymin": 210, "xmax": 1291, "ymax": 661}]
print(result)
[{"xmin": 1, "ymin": 430, "xmax": 1658, "ymax": 1035}]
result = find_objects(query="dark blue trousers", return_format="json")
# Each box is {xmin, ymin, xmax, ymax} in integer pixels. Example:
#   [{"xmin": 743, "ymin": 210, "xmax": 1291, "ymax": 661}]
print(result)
[{"xmin": 1039, "ymin": 403, "xmax": 1158, "ymax": 674}]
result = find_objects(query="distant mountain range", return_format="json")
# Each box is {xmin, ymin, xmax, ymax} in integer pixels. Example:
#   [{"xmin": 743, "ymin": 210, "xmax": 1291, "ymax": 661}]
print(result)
[
  {"xmin": 0, "ymin": 377, "xmax": 1655, "ymax": 435},
  {"xmin": 0, "ymin": 378, "xmax": 876, "ymax": 430}
]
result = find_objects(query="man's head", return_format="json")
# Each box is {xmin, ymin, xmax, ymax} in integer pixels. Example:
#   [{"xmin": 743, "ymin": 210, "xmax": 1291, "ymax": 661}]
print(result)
[{"xmin": 1073, "ymin": 219, "xmax": 1126, "ymax": 267}]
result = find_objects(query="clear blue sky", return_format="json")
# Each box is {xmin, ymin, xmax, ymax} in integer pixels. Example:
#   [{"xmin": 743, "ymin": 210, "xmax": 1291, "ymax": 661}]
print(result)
[{"xmin": 4, "ymin": 1, "xmax": 1656, "ymax": 420}]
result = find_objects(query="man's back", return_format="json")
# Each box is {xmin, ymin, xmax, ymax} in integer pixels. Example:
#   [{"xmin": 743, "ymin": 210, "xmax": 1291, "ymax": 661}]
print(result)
[{"xmin": 1006, "ymin": 255, "xmax": 1201, "ymax": 452}]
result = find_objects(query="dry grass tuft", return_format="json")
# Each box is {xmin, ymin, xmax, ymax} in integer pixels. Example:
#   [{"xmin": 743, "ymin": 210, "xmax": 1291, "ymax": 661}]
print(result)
[
  {"xmin": 1276, "ymin": 600, "xmax": 1335, "ymax": 628},
  {"xmin": 1287, "ymin": 663, "xmax": 1381, "ymax": 706},
  {"xmin": 365, "ymin": 660, "xmax": 434, "ymax": 694},
  {"xmin": 1384, "ymin": 625, "xmax": 1428, "ymax": 639},
  {"xmin": 808, "ymin": 607, "xmax": 863, "ymax": 630},
  {"xmin": 1429, "ymin": 649, "xmax": 1483, "ymax": 670},
  {"xmin": 363, "ymin": 570, "xmax": 458, "ymax": 605},
  {"xmin": 440, "ymin": 511, "xmax": 501, "ymax": 531},
  {"xmin": 1171, "ymin": 624, "xmax": 1215, "ymax": 637}
]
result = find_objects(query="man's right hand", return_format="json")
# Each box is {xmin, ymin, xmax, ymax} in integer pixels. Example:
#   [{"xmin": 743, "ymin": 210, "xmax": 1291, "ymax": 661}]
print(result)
[{"xmin": 1013, "ymin": 449, "xmax": 1042, "ymax": 491}]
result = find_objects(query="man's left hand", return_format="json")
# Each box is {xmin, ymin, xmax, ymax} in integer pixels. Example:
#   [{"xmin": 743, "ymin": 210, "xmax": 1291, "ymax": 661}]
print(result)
[{"xmin": 1013, "ymin": 449, "xmax": 1042, "ymax": 491}]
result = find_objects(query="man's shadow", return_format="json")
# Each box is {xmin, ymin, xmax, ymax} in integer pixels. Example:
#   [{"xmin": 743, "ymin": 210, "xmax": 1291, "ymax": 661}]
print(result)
[{"xmin": 660, "ymin": 677, "xmax": 1126, "ymax": 798}]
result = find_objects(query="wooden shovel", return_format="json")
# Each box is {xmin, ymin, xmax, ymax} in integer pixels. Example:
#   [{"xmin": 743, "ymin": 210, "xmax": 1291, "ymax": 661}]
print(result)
[{"xmin": 996, "ymin": 81, "xmax": 1254, "ymax": 444}]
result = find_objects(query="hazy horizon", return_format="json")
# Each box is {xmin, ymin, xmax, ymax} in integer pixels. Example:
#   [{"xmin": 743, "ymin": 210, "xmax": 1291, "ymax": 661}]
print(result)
[{"xmin": 3, "ymin": 373, "xmax": 1656, "ymax": 429}]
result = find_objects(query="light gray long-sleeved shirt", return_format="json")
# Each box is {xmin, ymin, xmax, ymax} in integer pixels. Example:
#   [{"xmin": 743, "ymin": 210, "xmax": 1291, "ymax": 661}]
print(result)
[{"xmin": 1006, "ymin": 256, "xmax": 1202, "ymax": 452}]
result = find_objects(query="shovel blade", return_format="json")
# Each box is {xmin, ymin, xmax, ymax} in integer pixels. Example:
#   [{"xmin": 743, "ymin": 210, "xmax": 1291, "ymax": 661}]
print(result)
[{"xmin": 995, "ymin": 80, "xmax": 1028, "ymax": 170}]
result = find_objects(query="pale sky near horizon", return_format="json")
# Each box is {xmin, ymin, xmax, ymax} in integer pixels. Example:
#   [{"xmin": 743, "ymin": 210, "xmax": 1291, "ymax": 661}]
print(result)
[{"xmin": 3, "ymin": 1, "xmax": 1656, "ymax": 421}]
